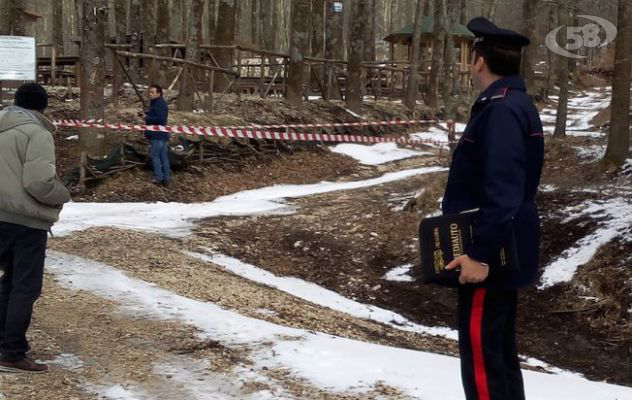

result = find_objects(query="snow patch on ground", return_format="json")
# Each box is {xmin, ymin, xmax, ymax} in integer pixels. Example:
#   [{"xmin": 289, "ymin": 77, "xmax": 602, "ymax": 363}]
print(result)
[
  {"xmin": 539, "ymin": 198, "xmax": 632, "ymax": 289},
  {"xmin": 575, "ymin": 145, "xmax": 605, "ymax": 161},
  {"xmin": 383, "ymin": 264, "xmax": 414, "ymax": 282},
  {"xmin": 55, "ymin": 166, "xmax": 446, "ymax": 237},
  {"xmin": 84, "ymin": 383, "xmax": 149, "ymax": 400},
  {"xmin": 541, "ymin": 88, "xmax": 611, "ymax": 136},
  {"xmin": 186, "ymin": 251, "xmax": 457, "ymax": 340},
  {"xmin": 47, "ymin": 353, "xmax": 85, "ymax": 371},
  {"xmin": 46, "ymin": 251, "xmax": 632, "ymax": 400},
  {"xmin": 152, "ymin": 357, "xmax": 286, "ymax": 400},
  {"xmin": 539, "ymin": 184, "xmax": 558, "ymax": 192},
  {"xmin": 330, "ymin": 143, "xmax": 430, "ymax": 165}
]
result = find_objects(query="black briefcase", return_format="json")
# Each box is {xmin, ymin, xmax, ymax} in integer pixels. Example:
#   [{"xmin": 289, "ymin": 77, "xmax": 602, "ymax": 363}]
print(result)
[{"xmin": 418, "ymin": 210, "xmax": 519, "ymax": 285}]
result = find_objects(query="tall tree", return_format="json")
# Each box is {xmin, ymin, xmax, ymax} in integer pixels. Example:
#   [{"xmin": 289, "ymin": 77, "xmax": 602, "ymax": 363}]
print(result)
[
  {"xmin": 346, "ymin": 0, "xmax": 368, "ymax": 113},
  {"xmin": 459, "ymin": 0, "xmax": 467, "ymax": 25},
  {"xmin": 324, "ymin": 0, "xmax": 343, "ymax": 100},
  {"xmin": 286, "ymin": 0, "xmax": 310, "ymax": 105},
  {"xmin": 311, "ymin": 0, "xmax": 325, "ymax": 57},
  {"xmin": 79, "ymin": 0, "xmax": 108, "ymax": 156},
  {"xmin": 251, "ymin": 0, "xmax": 260, "ymax": 46},
  {"xmin": 111, "ymin": 0, "xmax": 127, "ymax": 101},
  {"xmin": 156, "ymin": 0, "xmax": 170, "ymax": 86},
  {"xmin": 141, "ymin": 0, "xmax": 157, "ymax": 82},
  {"xmin": 545, "ymin": 3, "xmax": 558, "ymax": 99},
  {"xmin": 427, "ymin": 0, "xmax": 446, "ymax": 109},
  {"xmin": 178, "ymin": 0, "xmax": 203, "ymax": 111},
  {"xmin": 0, "ymin": 0, "xmax": 26, "ymax": 35},
  {"xmin": 404, "ymin": 0, "xmax": 425, "ymax": 110},
  {"xmin": 214, "ymin": 0, "xmax": 237, "ymax": 91},
  {"xmin": 207, "ymin": 0, "xmax": 217, "ymax": 43},
  {"xmin": 553, "ymin": 5, "xmax": 571, "ymax": 137},
  {"xmin": 363, "ymin": 0, "xmax": 376, "ymax": 61},
  {"xmin": 485, "ymin": 0, "xmax": 498, "ymax": 21},
  {"xmin": 260, "ymin": 0, "xmax": 275, "ymax": 49},
  {"xmin": 443, "ymin": 0, "xmax": 457, "ymax": 120},
  {"xmin": 181, "ymin": 0, "xmax": 190, "ymax": 43},
  {"xmin": 114, "ymin": 0, "xmax": 126, "ymax": 41},
  {"xmin": 53, "ymin": 1, "xmax": 64, "ymax": 55},
  {"xmin": 129, "ymin": 0, "xmax": 142, "ymax": 74},
  {"xmin": 602, "ymin": 0, "xmax": 632, "ymax": 170},
  {"xmin": 520, "ymin": 0, "xmax": 538, "ymax": 95}
]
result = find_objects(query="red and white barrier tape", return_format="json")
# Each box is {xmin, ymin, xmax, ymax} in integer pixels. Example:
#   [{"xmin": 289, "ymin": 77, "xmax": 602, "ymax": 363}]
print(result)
[
  {"xmin": 53, "ymin": 120, "xmax": 452, "ymax": 147},
  {"xmin": 231, "ymin": 119, "xmax": 440, "ymax": 130}
]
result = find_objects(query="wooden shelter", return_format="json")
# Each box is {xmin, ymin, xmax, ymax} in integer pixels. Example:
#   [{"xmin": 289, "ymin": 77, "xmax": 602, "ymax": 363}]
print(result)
[{"xmin": 384, "ymin": 15, "xmax": 474, "ymax": 71}]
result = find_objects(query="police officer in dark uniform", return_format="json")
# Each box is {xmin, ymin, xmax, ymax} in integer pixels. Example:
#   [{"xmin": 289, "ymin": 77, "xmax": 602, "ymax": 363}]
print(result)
[{"xmin": 442, "ymin": 17, "xmax": 545, "ymax": 400}]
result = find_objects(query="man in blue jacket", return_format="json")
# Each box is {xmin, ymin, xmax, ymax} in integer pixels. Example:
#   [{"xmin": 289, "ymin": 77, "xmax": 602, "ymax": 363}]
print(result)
[
  {"xmin": 144, "ymin": 85, "xmax": 170, "ymax": 186},
  {"xmin": 443, "ymin": 18, "xmax": 544, "ymax": 400}
]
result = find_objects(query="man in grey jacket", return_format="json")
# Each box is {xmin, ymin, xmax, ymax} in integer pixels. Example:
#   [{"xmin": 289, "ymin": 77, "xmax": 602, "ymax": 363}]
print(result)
[{"xmin": 0, "ymin": 83, "xmax": 70, "ymax": 373}]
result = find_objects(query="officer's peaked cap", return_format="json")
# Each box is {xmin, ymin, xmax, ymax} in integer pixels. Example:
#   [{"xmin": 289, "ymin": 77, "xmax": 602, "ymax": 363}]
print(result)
[{"xmin": 467, "ymin": 17, "xmax": 530, "ymax": 49}]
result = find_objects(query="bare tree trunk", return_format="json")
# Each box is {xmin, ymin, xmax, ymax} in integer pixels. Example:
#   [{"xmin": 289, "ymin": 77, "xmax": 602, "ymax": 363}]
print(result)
[
  {"xmin": 310, "ymin": 0, "xmax": 325, "ymax": 96},
  {"xmin": 404, "ymin": 0, "xmax": 425, "ymax": 110},
  {"xmin": 324, "ymin": 0, "xmax": 343, "ymax": 100},
  {"xmin": 79, "ymin": 0, "xmax": 108, "ymax": 156},
  {"xmin": 114, "ymin": 0, "xmax": 126, "ymax": 40},
  {"xmin": 156, "ymin": 0, "xmax": 170, "ymax": 86},
  {"xmin": 346, "ymin": 0, "xmax": 367, "ymax": 114},
  {"xmin": 207, "ymin": 0, "xmax": 217, "ymax": 43},
  {"xmin": 553, "ymin": 5, "xmax": 570, "ymax": 137},
  {"xmin": 178, "ymin": 0, "xmax": 203, "ymax": 111},
  {"xmin": 460, "ymin": 0, "xmax": 467, "ymax": 24},
  {"xmin": 53, "ymin": 1, "xmax": 64, "ymax": 55},
  {"xmin": 0, "ymin": 0, "xmax": 26, "ymax": 35},
  {"xmin": 260, "ymin": 0, "xmax": 274, "ymax": 49},
  {"xmin": 427, "ymin": 0, "xmax": 446, "ymax": 109},
  {"xmin": 111, "ymin": 0, "xmax": 127, "ymax": 100},
  {"xmin": 311, "ymin": 0, "xmax": 325, "ymax": 57},
  {"xmin": 251, "ymin": 0, "xmax": 260, "ymax": 46},
  {"xmin": 602, "ymin": 0, "xmax": 632, "ymax": 170},
  {"xmin": 520, "ymin": 0, "xmax": 538, "ymax": 95},
  {"xmin": 443, "ymin": 0, "xmax": 456, "ymax": 120},
  {"xmin": 363, "ymin": 0, "xmax": 376, "ymax": 61},
  {"xmin": 286, "ymin": 0, "xmax": 310, "ymax": 105},
  {"xmin": 181, "ymin": 0, "xmax": 190, "ymax": 43},
  {"xmin": 545, "ymin": 3, "xmax": 557, "ymax": 99},
  {"xmin": 129, "ymin": 0, "xmax": 142, "ymax": 74},
  {"xmin": 486, "ymin": 0, "xmax": 499, "ymax": 21},
  {"xmin": 141, "ymin": 0, "xmax": 157, "ymax": 83},
  {"xmin": 214, "ymin": 0, "xmax": 237, "ymax": 91}
]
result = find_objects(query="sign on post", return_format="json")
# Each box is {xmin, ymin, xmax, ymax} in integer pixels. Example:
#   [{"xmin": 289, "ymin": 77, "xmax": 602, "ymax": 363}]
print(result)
[
  {"xmin": 333, "ymin": 2, "xmax": 343, "ymax": 13},
  {"xmin": 0, "ymin": 36, "xmax": 36, "ymax": 81}
]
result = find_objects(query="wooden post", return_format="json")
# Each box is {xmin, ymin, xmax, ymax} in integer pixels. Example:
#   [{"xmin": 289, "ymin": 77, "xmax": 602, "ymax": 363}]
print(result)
[
  {"xmin": 51, "ymin": 46, "xmax": 57, "ymax": 85},
  {"xmin": 236, "ymin": 48, "xmax": 242, "ymax": 100},
  {"xmin": 282, "ymin": 58, "xmax": 288, "ymax": 97},
  {"xmin": 79, "ymin": 151, "xmax": 87, "ymax": 191},
  {"xmin": 112, "ymin": 48, "xmax": 120, "ymax": 104},
  {"xmin": 258, "ymin": 55, "xmax": 265, "ymax": 96},
  {"xmin": 75, "ymin": 62, "xmax": 81, "ymax": 88},
  {"xmin": 120, "ymin": 143, "xmax": 126, "ymax": 166},
  {"xmin": 198, "ymin": 141, "xmax": 204, "ymax": 163}
]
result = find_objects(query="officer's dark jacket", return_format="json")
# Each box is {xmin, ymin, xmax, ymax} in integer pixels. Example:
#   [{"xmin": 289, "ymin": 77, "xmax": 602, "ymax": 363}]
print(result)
[
  {"xmin": 144, "ymin": 96, "xmax": 169, "ymax": 141},
  {"xmin": 442, "ymin": 75, "xmax": 544, "ymax": 289}
]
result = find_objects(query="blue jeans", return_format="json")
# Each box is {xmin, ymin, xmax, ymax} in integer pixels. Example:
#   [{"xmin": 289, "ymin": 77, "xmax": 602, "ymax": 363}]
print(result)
[{"xmin": 149, "ymin": 139, "xmax": 171, "ymax": 182}]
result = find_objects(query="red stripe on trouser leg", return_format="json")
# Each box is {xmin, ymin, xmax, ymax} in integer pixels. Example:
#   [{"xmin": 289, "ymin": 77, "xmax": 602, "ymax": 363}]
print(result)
[{"xmin": 470, "ymin": 288, "xmax": 490, "ymax": 400}]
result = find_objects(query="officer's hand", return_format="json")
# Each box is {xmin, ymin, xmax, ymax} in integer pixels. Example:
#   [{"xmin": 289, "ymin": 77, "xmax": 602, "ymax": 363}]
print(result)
[{"xmin": 445, "ymin": 255, "xmax": 489, "ymax": 285}]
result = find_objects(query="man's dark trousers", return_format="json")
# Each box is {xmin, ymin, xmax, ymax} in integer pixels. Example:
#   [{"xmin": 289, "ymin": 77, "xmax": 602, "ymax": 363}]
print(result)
[
  {"xmin": 458, "ymin": 287, "xmax": 525, "ymax": 400},
  {"xmin": 0, "ymin": 222, "xmax": 47, "ymax": 362}
]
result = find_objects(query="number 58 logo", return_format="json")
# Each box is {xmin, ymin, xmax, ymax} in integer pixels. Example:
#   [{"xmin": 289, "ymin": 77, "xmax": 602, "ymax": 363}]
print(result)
[{"xmin": 545, "ymin": 15, "xmax": 617, "ymax": 59}]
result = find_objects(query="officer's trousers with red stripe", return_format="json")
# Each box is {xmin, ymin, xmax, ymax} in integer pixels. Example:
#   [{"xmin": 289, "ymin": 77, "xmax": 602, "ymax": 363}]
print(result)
[{"xmin": 458, "ymin": 287, "xmax": 525, "ymax": 400}]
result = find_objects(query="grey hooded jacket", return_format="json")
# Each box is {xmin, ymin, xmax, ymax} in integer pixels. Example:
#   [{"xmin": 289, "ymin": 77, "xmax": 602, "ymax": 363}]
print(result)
[{"xmin": 0, "ymin": 106, "xmax": 70, "ymax": 230}]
